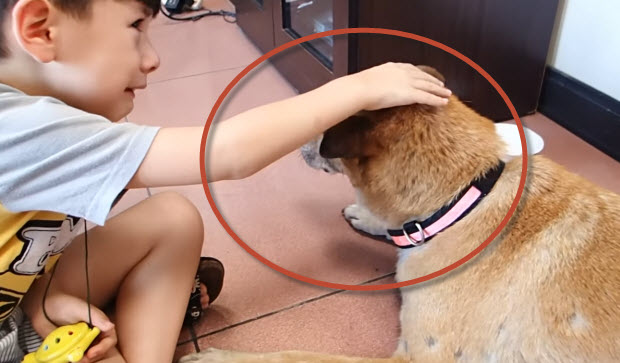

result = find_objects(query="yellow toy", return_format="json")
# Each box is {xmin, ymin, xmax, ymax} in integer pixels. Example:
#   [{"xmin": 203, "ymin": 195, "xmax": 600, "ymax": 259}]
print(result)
[{"xmin": 22, "ymin": 322, "xmax": 100, "ymax": 363}]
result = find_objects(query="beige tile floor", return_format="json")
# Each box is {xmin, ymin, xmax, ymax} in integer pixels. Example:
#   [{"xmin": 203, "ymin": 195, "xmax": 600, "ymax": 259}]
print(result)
[{"xmin": 109, "ymin": 1, "xmax": 620, "ymax": 361}]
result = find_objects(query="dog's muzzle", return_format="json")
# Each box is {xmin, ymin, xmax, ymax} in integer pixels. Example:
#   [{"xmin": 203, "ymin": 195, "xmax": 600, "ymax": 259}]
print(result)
[{"xmin": 300, "ymin": 136, "xmax": 343, "ymax": 174}]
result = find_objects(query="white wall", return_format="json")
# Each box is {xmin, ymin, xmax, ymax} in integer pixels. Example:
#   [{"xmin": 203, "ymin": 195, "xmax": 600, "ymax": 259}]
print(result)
[{"xmin": 547, "ymin": 0, "xmax": 620, "ymax": 100}]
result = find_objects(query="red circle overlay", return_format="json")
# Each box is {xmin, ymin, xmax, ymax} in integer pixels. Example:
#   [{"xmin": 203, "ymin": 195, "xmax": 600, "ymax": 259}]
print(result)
[{"xmin": 200, "ymin": 28, "xmax": 528, "ymax": 291}]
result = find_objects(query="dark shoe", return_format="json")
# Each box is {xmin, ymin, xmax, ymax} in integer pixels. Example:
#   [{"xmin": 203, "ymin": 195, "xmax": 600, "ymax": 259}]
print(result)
[{"xmin": 184, "ymin": 257, "xmax": 224, "ymax": 325}]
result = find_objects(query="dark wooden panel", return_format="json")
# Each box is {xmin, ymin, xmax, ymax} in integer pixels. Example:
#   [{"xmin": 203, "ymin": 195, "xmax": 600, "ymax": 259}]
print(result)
[
  {"xmin": 269, "ymin": 0, "xmax": 351, "ymax": 93},
  {"xmin": 230, "ymin": 0, "xmax": 275, "ymax": 53},
  {"xmin": 354, "ymin": 0, "xmax": 559, "ymax": 121}
]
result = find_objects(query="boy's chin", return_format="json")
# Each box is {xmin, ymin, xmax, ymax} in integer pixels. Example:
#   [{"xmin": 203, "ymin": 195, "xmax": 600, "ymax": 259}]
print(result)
[{"xmin": 108, "ymin": 103, "xmax": 134, "ymax": 122}]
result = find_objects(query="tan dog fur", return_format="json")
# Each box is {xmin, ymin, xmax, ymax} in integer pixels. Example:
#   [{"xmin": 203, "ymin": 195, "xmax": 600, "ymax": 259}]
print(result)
[{"xmin": 181, "ymin": 67, "xmax": 620, "ymax": 363}]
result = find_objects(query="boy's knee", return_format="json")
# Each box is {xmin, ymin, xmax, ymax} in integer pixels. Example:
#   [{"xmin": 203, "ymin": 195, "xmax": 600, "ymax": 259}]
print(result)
[{"xmin": 150, "ymin": 191, "xmax": 203, "ymax": 242}]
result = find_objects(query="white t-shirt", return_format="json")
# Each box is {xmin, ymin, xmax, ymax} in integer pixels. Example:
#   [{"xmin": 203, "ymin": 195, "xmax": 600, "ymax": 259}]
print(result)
[{"xmin": 0, "ymin": 83, "xmax": 159, "ymax": 324}]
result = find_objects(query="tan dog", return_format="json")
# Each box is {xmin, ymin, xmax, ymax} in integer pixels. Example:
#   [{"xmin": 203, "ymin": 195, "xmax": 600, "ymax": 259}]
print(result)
[{"xmin": 181, "ymin": 67, "xmax": 620, "ymax": 362}]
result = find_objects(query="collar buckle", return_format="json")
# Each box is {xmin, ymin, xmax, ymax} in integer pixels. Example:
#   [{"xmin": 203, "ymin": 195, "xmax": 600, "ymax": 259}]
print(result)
[{"xmin": 403, "ymin": 222, "xmax": 426, "ymax": 247}]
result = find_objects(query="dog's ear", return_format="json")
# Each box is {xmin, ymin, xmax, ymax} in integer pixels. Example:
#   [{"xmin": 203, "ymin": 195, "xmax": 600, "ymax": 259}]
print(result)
[
  {"xmin": 416, "ymin": 65, "xmax": 446, "ymax": 83},
  {"xmin": 320, "ymin": 114, "xmax": 380, "ymax": 159}
]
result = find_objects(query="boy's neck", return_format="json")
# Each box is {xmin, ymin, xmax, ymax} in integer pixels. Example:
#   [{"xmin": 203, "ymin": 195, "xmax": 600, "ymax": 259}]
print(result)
[{"xmin": 0, "ymin": 56, "xmax": 54, "ymax": 97}]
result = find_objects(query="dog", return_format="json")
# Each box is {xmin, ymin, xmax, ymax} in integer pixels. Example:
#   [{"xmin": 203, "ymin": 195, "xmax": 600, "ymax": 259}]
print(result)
[{"xmin": 181, "ymin": 66, "xmax": 620, "ymax": 362}]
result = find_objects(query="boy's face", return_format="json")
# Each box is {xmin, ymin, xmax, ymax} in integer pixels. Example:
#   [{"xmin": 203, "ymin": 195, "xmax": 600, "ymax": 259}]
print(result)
[{"xmin": 46, "ymin": 0, "xmax": 160, "ymax": 121}]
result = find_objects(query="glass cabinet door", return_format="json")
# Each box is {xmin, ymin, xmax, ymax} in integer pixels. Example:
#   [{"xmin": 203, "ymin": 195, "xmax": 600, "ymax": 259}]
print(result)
[{"xmin": 282, "ymin": 0, "xmax": 334, "ymax": 69}]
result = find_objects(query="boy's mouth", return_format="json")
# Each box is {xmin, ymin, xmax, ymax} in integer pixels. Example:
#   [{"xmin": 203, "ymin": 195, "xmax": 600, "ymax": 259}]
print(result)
[{"xmin": 125, "ymin": 85, "xmax": 146, "ymax": 98}]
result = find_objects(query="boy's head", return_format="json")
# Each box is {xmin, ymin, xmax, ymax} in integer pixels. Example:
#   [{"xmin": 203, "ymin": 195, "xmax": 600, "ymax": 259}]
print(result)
[{"xmin": 0, "ymin": 0, "xmax": 161, "ymax": 121}]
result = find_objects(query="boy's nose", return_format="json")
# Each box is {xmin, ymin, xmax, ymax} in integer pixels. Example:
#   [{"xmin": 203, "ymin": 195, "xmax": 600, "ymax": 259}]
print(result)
[{"xmin": 141, "ymin": 38, "xmax": 160, "ymax": 74}]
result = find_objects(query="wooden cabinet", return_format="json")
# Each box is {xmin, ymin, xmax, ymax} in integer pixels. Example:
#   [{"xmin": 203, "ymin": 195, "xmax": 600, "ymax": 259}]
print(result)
[{"xmin": 231, "ymin": 0, "xmax": 559, "ymax": 121}]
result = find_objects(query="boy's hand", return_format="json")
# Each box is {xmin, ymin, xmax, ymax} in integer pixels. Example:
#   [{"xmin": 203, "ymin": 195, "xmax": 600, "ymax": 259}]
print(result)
[
  {"xmin": 24, "ymin": 292, "xmax": 117, "ymax": 362},
  {"xmin": 348, "ymin": 62, "xmax": 452, "ymax": 111}
]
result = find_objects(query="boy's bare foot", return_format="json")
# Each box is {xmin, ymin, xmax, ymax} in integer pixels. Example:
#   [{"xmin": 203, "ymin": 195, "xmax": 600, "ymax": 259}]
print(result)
[{"xmin": 200, "ymin": 283, "xmax": 209, "ymax": 309}]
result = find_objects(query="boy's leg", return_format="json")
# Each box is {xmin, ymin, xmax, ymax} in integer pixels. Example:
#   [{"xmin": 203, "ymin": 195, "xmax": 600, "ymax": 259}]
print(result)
[{"xmin": 26, "ymin": 191, "xmax": 204, "ymax": 363}]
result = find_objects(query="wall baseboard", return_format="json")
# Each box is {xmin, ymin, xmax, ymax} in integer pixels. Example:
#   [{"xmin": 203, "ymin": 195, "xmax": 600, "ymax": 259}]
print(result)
[{"xmin": 539, "ymin": 67, "xmax": 620, "ymax": 162}]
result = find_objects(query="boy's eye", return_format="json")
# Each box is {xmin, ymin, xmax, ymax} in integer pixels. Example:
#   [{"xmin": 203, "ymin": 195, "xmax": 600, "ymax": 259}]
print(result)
[{"xmin": 131, "ymin": 19, "xmax": 144, "ymax": 30}]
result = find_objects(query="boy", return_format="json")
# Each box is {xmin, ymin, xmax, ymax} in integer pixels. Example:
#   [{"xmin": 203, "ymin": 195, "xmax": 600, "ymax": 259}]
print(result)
[{"xmin": 0, "ymin": 0, "xmax": 451, "ymax": 362}]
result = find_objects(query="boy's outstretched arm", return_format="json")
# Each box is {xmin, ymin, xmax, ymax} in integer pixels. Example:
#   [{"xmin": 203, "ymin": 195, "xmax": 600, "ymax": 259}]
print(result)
[{"xmin": 127, "ymin": 63, "xmax": 450, "ymax": 188}]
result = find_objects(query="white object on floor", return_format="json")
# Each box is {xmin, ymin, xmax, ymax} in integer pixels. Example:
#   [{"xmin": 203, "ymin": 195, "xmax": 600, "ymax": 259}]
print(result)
[
  {"xmin": 495, "ymin": 122, "xmax": 545, "ymax": 160},
  {"xmin": 191, "ymin": 0, "xmax": 203, "ymax": 10}
]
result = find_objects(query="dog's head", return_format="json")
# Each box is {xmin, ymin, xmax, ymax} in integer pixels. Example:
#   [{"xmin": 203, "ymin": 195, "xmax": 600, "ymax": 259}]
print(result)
[{"xmin": 301, "ymin": 66, "xmax": 505, "ymax": 226}]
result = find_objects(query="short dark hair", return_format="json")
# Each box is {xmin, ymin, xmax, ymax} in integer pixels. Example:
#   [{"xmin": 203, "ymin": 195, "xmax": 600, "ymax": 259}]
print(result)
[{"xmin": 0, "ymin": 0, "xmax": 160, "ymax": 57}]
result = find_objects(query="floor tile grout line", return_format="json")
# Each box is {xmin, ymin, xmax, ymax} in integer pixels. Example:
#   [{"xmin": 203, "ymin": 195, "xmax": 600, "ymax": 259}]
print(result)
[
  {"xmin": 148, "ymin": 65, "xmax": 247, "ymax": 86},
  {"xmin": 361, "ymin": 271, "xmax": 396, "ymax": 284},
  {"xmin": 192, "ymin": 271, "xmax": 397, "ymax": 341}
]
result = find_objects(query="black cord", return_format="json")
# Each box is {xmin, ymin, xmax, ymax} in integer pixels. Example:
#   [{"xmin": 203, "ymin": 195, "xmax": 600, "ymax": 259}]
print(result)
[
  {"xmin": 41, "ymin": 261, "xmax": 60, "ymax": 327},
  {"xmin": 160, "ymin": 5, "xmax": 237, "ymax": 23},
  {"xmin": 84, "ymin": 219, "xmax": 92, "ymax": 327},
  {"xmin": 42, "ymin": 219, "xmax": 93, "ymax": 328}
]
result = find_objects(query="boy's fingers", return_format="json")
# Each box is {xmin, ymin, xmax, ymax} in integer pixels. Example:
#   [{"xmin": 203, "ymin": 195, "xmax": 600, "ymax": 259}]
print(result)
[
  {"xmin": 410, "ymin": 67, "xmax": 445, "ymax": 86},
  {"xmin": 85, "ymin": 308, "xmax": 116, "ymax": 361},
  {"xmin": 89, "ymin": 305, "xmax": 115, "ymax": 332},
  {"xmin": 381, "ymin": 62, "xmax": 445, "ymax": 86},
  {"xmin": 414, "ymin": 91, "xmax": 450, "ymax": 106},
  {"xmin": 86, "ymin": 333, "xmax": 117, "ymax": 361},
  {"xmin": 413, "ymin": 80, "xmax": 452, "ymax": 97},
  {"xmin": 417, "ymin": 73, "xmax": 445, "ymax": 87}
]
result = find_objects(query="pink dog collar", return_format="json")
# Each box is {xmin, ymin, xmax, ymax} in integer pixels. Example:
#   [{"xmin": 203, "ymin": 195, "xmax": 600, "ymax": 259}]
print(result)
[{"xmin": 387, "ymin": 162, "xmax": 505, "ymax": 248}]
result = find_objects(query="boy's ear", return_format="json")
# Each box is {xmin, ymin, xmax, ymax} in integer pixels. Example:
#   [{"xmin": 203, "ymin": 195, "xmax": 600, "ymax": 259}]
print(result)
[
  {"xmin": 319, "ymin": 114, "xmax": 381, "ymax": 159},
  {"xmin": 12, "ymin": 0, "xmax": 58, "ymax": 63}
]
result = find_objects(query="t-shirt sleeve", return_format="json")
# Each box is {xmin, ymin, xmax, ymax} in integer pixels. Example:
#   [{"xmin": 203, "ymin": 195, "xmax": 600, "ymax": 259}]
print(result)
[{"xmin": 0, "ymin": 93, "xmax": 160, "ymax": 225}]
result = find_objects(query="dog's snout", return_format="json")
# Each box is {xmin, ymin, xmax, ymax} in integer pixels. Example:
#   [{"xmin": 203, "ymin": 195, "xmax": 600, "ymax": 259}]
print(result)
[{"xmin": 300, "ymin": 137, "xmax": 343, "ymax": 174}]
